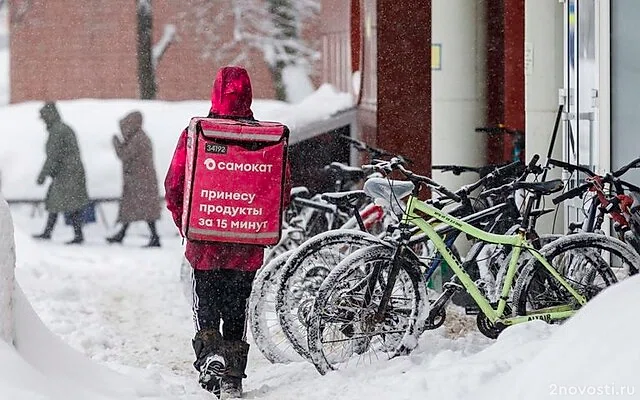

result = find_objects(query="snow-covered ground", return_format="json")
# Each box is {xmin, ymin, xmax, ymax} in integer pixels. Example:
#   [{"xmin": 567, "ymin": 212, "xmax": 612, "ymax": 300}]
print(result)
[
  {"xmin": 0, "ymin": 100, "xmax": 638, "ymax": 400},
  {"xmin": 4, "ymin": 201, "xmax": 640, "ymax": 399}
]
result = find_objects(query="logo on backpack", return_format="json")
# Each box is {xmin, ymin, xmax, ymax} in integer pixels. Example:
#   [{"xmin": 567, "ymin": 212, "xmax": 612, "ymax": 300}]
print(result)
[{"xmin": 203, "ymin": 158, "xmax": 217, "ymax": 171}]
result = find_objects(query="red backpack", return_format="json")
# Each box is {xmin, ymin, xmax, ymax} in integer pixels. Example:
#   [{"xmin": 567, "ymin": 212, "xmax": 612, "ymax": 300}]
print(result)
[{"xmin": 181, "ymin": 117, "xmax": 289, "ymax": 245}]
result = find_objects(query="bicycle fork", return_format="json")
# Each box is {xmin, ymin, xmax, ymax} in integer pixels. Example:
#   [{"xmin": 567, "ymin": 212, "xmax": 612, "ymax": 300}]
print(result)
[{"xmin": 369, "ymin": 230, "xmax": 413, "ymax": 323}]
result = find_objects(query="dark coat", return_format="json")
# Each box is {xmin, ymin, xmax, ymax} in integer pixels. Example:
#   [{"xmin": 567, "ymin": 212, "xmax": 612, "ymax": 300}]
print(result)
[
  {"xmin": 37, "ymin": 103, "xmax": 90, "ymax": 213},
  {"xmin": 113, "ymin": 111, "xmax": 161, "ymax": 223}
]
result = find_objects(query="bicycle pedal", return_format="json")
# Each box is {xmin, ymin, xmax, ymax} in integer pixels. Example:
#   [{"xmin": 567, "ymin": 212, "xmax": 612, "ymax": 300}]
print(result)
[{"xmin": 464, "ymin": 305, "xmax": 480, "ymax": 315}]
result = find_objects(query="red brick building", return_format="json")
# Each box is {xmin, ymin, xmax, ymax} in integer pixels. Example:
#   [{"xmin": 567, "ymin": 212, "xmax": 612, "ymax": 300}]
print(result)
[{"xmin": 8, "ymin": 0, "xmax": 323, "ymax": 102}]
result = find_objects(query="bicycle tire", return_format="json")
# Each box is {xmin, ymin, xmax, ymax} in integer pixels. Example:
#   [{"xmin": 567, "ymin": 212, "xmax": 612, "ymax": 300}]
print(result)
[
  {"xmin": 248, "ymin": 249, "xmax": 302, "ymax": 364},
  {"xmin": 513, "ymin": 233, "xmax": 640, "ymax": 318},
  {"xmin": 276, "ymin": 230, "xmax": 385, "ymax": 361},
  {"xmin": 307, "ymin": 244, "xmax": 429, "ymax": 375},
  {"xmin": 263, "ymin": 226, "xmax": 306, "ymax": 267}
]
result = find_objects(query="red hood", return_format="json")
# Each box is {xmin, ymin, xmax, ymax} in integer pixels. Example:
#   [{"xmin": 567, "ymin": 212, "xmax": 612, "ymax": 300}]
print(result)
[{"xmin": 210, "ymin": 66, "xmax": 254, "ymax": 118}]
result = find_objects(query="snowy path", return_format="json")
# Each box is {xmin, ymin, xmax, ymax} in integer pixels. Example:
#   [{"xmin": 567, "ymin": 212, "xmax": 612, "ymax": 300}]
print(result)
[{"xmin": 8, "ymin": 205, "xmax": 563, "ymax": 400}]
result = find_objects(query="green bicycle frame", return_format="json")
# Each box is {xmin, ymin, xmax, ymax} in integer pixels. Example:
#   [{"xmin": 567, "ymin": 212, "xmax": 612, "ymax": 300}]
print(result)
[{"xmin": 401, "ymin": 194, "xmax": 587, "ymax": 326}]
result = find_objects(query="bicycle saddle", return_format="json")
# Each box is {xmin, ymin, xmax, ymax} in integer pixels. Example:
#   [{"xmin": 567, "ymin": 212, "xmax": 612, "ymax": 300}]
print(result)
[
  {"xmin": 363, "ymin": 178, "xmax": 415, "ymax": 202},
  {"xmin": 321, "ymin": 190, "xmax": 368, "ymax": 208},
  {"xmin": 324, "ymin": 162, "xmax": 365, "ymax": 183},
  {"xmin": 514, "ymin": 179, "xmax": 564, "ymax": 195}
]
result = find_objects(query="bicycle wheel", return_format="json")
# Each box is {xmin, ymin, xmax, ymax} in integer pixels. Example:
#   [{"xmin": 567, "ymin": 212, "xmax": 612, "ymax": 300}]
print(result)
[
  {"xmin": 248, "ymin": 249, "xmax": 302, "ymax": 364},
  {"xmin": 276, "ymin": 230, "xmax": 385, "ymax": 361},
  {"xmin": 307, "ymin": 244, "xmax": 428, "ymax": 375},
  {"xmin": 513, "ymin": 233, "xmax": 640, "ymax": 318},
  {"xmin": 263, "ymin": 225, "xmax": 306, "ymax": 266}
]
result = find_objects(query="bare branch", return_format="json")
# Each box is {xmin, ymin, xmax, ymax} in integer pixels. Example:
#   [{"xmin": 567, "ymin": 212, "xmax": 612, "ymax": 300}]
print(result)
[
  {"xmin": 152, "ymin": 24, "xmax": 176, "ymax": 68},
  {"xmin": 185, "ymin": 0, "xmax": 320, "ymax": 101}
]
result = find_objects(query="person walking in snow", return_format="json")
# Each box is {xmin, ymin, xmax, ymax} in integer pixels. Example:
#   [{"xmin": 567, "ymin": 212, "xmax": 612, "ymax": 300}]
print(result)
[
  {"xmin": 33, "ymin": 101, "xmax": 90, "ymax": 245},
  {"xmin": 107, "ymin": 110, "xmax": 162, "ymax": 247},
  {"xmin": 164, "ymin": 66, "xmax": 290, "ymax": 399}
]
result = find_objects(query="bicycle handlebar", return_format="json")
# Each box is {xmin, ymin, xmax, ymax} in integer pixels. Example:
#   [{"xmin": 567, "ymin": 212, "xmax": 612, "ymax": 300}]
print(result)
[
  {"xmin": 613, "ymin": 156, "xmax": 640, "ymax": 178},
  {"xmin": 456, "ymin": 160, "xmax": 523, "ymax": 196},
  {"xmin": 549, "ymin": 156, "xmax": 640, "ymax": 179},
  {"xmin": 476, "ymin": 154, "xmax": 543, "ymax": 198},
  {"xmin": 339, "ymin": 134, "xmax": 414, "ymax": 164},
  {"xmin": 551, "ymin": 182, "xmax": 591, "ymax": 205},
  {"xmin": 620, "ymin": 179, "xmax": 640, "ymax": 193},
  {"xmin": 547, "ymin": 158, "xmax": 596, "ymax": 177},
  {"xmin": 432, "ymin": 165, "xmax": 484, "ymax": 175}
]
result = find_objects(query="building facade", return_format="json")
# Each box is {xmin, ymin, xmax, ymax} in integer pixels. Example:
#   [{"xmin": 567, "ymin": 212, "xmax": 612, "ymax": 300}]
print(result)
[{"xmin": 8, "ymin": 0, "xmax": 323, "ymax": 102}]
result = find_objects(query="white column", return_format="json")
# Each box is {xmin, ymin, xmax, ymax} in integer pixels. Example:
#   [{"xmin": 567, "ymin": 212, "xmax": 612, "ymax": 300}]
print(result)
[
  {"xmin": 431, "ymin": 0, "xmax": 486, "ymax": 190},
  {"xmin": 525, "ymin": 0, "xmax": 564, "ymax": 234}
]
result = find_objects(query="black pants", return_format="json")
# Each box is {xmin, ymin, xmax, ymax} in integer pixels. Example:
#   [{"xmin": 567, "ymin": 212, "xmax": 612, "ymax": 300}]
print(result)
[
  {"xmin": 191, "ymin": 268, "xmax": 256, "ymax": 341},
  {"xmin": 43, "ymin": 210, "xmax": 83, "ymax": 238}
]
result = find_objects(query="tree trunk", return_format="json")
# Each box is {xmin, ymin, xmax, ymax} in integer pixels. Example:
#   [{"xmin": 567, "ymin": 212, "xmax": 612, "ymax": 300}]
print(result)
[
  {"xmin": 266, "ymin": 0, "xmax": 298, "ymax": 102},
  {"xmin": 269, "ymin": 62, "xmax": 287, "ymax": 102},
  {"xmin": 137, "ymin": 0, "xmax": 156, "ymax": 99}
]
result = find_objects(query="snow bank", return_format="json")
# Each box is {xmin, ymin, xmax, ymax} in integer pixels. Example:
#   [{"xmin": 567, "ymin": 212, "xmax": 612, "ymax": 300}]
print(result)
[
  {"xmin": 0, "ymin": 87, "xmax": 353, "ymax": 200},
  {"xmin": 0, "ymin": 194, "xmax": 15, "ymax": 344},
  {"xmin": 12, "ymin": 285, "xmax": 162, "ymax": 400},
  {"xmin": 481, "ymin": 275, "xmax": 640, "ymax": 399},
  {"xmin": 0, "ymin": 194, "xmax": 168, "ymax": 398}
]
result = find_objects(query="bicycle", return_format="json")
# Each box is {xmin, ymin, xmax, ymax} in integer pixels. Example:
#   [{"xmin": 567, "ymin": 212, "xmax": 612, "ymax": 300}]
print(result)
[
  {"xmin": 250, "ymin": 186, "xmax": 392, "ymax": 364},
  {"xmin": 306, "ymin": 157, "xmax": 640, "ymax": 374},
  {"xmin": 548, "ymin": 156, "xmax": 640, "ymax": 261},
  {"xmin": 274, "ymin": 160, "xmax": 528, "ymax": 361}
]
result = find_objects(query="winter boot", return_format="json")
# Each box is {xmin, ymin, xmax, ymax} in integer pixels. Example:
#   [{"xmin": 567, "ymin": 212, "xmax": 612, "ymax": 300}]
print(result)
[
  {"xmin": 143, "ymin": 235, "xmax": 161, "ymax": 248},
  {"xmin": 66, "ymin": 227, "xmax": 84, "ymax": 245},
  {"xmin": 65, "ymin": 236, "xmax": 84, "ymax": 245},
  {"xmin": 66, "ymin": 212, "xmax": 84, "ymax": 245},
  {"xmin": 33, "ymin": 213, "xmax": 57, "ymax": 240},
  {"xmin": 107, "ymin": 223, "xmax": 130, "ymax": 244},
  {"xmin": 106, "ymin": 231, "xmax": 125, "ymax": 244},
  {"xmin": 220, "ymin": 340, "xmax": 250, "ymax": 399},
  {"xmin": 193, "ymin": 329, "xmax": 227, "ymax": 396},
  {"xmin": 220, "ymin": 377, "xmax": 242, "ymax": 399}
]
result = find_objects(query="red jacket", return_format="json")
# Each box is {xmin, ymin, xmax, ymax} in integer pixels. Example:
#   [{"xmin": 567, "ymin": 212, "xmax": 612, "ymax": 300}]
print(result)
[{"xmin": 164, "ymin": 66, "xmax": 291, "ymax": 271}]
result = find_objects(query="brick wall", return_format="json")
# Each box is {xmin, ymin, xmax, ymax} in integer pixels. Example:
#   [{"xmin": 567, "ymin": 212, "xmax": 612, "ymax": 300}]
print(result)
[
  {"xmin": 10, "ymin": 0, "xmax": 138, "ymax": 101},
  {"xmin": 8, "ymin": 0, "xmax": 321, "ymax": 103}
]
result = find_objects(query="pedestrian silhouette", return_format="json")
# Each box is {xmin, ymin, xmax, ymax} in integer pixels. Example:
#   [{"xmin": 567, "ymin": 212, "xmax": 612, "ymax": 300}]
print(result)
[
  {"xmin": 107, "ymin": 111, "xmax": 161, "ymax": 247},
  {"xmin": 33, "ymin": 102, "xmax": 89, "ymax": 244}
]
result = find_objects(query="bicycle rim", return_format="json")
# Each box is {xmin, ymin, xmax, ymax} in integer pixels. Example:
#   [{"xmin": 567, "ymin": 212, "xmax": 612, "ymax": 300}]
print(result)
[{"xmin": 307, "ymin": 245, "xmax": 428, "ymax": 375}]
